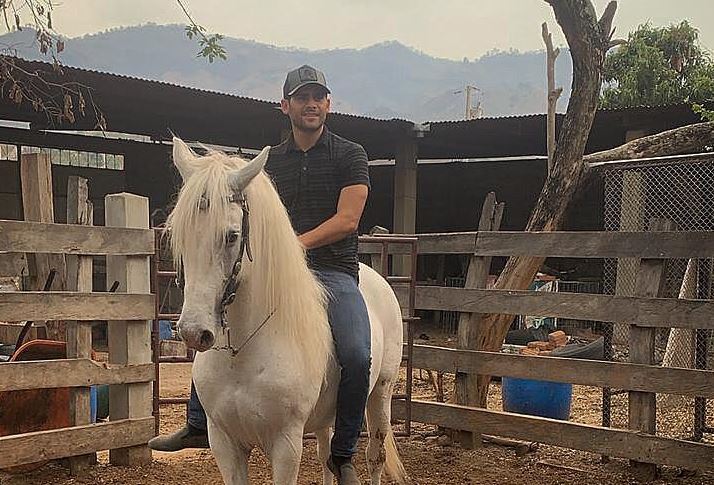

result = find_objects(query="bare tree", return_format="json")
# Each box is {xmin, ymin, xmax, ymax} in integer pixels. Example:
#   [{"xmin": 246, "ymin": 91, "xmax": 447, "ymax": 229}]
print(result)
[
  {"xmin": 464, "ymin": 0, "xmax": 714, "ymax": 408},
  {"xmin": 0, "ymin": 0, "xmax": 224, "ymax": 130}
]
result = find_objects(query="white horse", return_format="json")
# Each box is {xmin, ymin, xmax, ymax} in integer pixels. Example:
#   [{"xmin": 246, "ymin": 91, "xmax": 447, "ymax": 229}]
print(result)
[{"xmin": 166, "ymin": 138, "xmax": 408, "ymax": 485}]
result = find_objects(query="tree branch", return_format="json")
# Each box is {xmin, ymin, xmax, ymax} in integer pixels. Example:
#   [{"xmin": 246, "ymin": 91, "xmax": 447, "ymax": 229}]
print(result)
[
  {"xmin": 585, "ymin": 121, "xmax": 714, "ymax": 166},
  {"xmin": 598, "ymin": 1, "xmax": 618, "ymax": 44}
]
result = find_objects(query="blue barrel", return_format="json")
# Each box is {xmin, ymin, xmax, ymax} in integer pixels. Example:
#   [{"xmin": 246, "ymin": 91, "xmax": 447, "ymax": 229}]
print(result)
[
  {"xmin": 502, "ymin": 377, "xmax": 572, "ymax": 420},
  {"xmin": 159, "ymin": 320, "xmax": 174, "ymax": 340},
  {"xmin": 90, "ymin": 386, "xmax": 98, "ymax": 423}
]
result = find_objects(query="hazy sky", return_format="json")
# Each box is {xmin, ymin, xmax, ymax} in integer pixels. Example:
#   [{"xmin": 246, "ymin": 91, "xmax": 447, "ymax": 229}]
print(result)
[{"xmin": 48, "ymin": 0, "xmax": 714, "ymax": 60}]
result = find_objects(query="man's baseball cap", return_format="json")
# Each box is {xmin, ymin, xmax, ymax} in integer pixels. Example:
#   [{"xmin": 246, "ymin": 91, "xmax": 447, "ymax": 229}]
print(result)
[{"xmin": 283, "ymin": 65, "xmax": 331, "ymax": 99}]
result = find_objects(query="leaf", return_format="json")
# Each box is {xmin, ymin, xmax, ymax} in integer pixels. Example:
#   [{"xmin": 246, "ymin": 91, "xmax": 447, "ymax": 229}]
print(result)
[
  {"xmin": 12, "ymin": 84, "xmax": 21, "ymax": 104},
  {"xmin": 63, "ymin": 93, "xmax": 74, "ymax": 123},
  {"xmin": 78, "ymin": 91, "xmax": 85, "ymax": 116},
  {"xmin": 36, "ymin": 4, "xmax": 44, "ymax": 15}
]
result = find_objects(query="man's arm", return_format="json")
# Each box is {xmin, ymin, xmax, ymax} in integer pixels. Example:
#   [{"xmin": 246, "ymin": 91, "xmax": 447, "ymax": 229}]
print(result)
[{"xmin": 298, "ymin": 184, "xmax": 368, "ymax": 250}]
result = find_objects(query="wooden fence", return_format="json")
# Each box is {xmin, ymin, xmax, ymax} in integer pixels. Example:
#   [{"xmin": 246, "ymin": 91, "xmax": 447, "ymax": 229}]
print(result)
[
  {"xmin": 361, "ymin": 228, "xmax": 714, "ymax": 474},
  {"xmin": 0, "ymin": 193, "xmax": 155, "ymax": 470}
]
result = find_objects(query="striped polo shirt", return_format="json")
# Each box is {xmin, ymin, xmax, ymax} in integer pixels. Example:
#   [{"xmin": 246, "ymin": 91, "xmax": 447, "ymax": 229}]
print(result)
[{"xmin": 265, "ymin": 127, "xmax": 370, "ymax": 279}]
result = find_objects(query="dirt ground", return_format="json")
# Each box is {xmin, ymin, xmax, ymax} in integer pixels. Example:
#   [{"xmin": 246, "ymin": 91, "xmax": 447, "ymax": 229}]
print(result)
[{"xmin": 4, "ymin": 333, "xmax": 714, "ymax": 484}]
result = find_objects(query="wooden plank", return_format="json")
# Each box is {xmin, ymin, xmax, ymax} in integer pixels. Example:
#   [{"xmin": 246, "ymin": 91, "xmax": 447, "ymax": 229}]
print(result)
[
  {"xmin": 66, "ymin": 175, "xmax": 96, "ymax": 474},
  {"xmin": 473, "ymin": 231, "xmax": 714, "ymax": 259},
  {"xmin": 0, "ymin": 220, "xmax": 154, "ymax": 255},
  {"xmin": 20, "ymin": 152, "xmax": 67, "ymax": 340},
  {"xmin": 628, "ymin": 219, "xmax": 670, "ymax": 478},
  {"xmin": 411, "ymin": 286, "xmax": 714, "ymax": 329},
  {"xmin": 361, "ymin": 231, "xmax": 714, "ymax": 259},
  {"xmin": 410, "ymin": 345, "xmax": 714, "ymax": 398},
  {"xmin": 359, "ymin": 232, "xmax": 477, "ymax": 255},
  {"xmin": 392, "ymin": 400, "xmax": 714, "ymax": 472},
  {"xmin": 456, "ymin": 192, "xmax": 504, "ymax": 448},
  {"xmin": 0, "ymin": 418, "xmax": 154, "ymax": 469},
  {"xmin": 0, "ymin": 292, "xmax": 155, "ymax": 321},
  {"xmin": 0, "ymin": 252, "xmax": 27, "ymax": 277},
  {"xmin": 0, "ymin": 322, "xmax": 46, "ymax": 342},
  {"xmin": 0, "ymin": 359, "xmax": 155, "ymax": 392},
  {"xmin": 106, "ymin": 193, "xmax": 153, "ymax": 466}
]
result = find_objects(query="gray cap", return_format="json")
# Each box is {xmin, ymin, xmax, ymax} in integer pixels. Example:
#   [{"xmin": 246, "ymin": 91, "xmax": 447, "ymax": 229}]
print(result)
[{"xmin": 282, "ymin": 65, "xmax": 330, "ymax": 98}]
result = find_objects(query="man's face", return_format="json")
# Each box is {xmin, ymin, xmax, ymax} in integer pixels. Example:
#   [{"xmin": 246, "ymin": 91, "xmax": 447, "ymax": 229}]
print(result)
[{"xmin": 280, "ymin": 84, "xmax": 331, "ymax": 133}]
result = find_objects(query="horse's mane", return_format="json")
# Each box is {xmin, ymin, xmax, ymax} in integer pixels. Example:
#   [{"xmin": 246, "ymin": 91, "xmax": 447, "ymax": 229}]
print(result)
[{"xmin": 166, "ymin": 145, "xmax": 332, "ymax": 377}]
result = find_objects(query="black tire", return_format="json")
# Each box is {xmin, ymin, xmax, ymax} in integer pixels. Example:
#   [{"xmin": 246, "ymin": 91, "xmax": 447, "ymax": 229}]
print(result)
[{"xmin": 551, "ymin": 337, "xmax": 605, "ymax": 360}]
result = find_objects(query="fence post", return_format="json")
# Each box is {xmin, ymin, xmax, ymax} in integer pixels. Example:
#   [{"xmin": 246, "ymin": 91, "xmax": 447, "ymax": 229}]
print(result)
[
  {"xmin": 66, "ymin": 176, "xmax": 96, "ymax": 473},
  {"xmin": 455, "ymin": 192, "xmax": 504, "ymax": 448},
  {"xmin": 628, "ymin": 218, "xmax": 674, "ymax": 480},
  {"xmin": 105, "ymin": 193, "xmax": 152, "ymax": 466},
  {"xmin": 20, "ymin": 152, "xmax": 67, "ymax": 339}
]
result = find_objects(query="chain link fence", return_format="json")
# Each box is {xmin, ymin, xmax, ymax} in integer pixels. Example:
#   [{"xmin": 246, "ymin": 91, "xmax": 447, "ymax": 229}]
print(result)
[{"xmin": 597, "ymin": 153, "xmax": 714, "ymax": 442}]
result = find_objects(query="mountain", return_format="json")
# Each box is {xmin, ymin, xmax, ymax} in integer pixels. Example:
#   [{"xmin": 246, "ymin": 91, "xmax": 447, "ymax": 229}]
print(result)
[{"xmin": 0, "ymin": 24, "xmax": 573, "ymax": 121}]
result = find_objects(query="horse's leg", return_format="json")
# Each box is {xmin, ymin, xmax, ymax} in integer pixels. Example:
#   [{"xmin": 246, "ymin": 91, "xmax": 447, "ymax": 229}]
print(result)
[
  {"xmin": 208, "ymin": 420, "xmax": 250, "ymax": 485},
  {"xmin": 315, "ymin": 427, "xmax": 334, "ymax": 485},
  {"xmin": 268, "ymin": 427, "xmax": 304, "ymax": 485},
  {"xmin": 365, "ymin": 380, "xmax": 393, "ymax": 485}
]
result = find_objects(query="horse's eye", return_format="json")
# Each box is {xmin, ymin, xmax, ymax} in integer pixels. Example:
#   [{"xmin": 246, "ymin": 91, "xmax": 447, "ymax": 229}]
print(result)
[{"xmin": 226, "ymin": 231, "xmax": 239, "ymax": 244}]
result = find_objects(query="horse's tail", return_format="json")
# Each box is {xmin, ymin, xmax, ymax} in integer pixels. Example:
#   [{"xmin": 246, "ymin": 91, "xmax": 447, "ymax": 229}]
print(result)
[{"xmin": 384, "ymin": 428, "xmax": 409, "ymax": 484}]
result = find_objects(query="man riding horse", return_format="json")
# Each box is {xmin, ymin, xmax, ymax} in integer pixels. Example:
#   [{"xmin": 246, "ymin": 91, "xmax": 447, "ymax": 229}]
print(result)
[{"xmin": 151, "ymin": 65, "xmax": 378, "ymax": 485}]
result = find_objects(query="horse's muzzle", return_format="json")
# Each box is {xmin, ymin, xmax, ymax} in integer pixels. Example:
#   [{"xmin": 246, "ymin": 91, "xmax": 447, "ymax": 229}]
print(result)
[{"xmin": 178, "ymin": 324, "xmax": 215, "ymax": 352}]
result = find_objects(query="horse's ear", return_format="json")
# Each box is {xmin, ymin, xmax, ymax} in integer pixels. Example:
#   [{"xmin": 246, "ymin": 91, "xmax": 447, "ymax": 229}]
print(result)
[
  {"xmin": 229, "ymin": 146, "xmax": 271, "ymax": 191},
  {"xmin": 173, "ymin": 137, "xmax": 196, "ymax": 180}
]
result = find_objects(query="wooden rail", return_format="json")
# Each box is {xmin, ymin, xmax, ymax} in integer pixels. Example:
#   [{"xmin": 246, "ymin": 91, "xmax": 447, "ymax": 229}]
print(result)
[
  {"xmin": 0, "ymin": 292, "xmax": 155, "ymax": 322},
  {"xmin": 0, "ymin": 220, "xmax": 154, "ymax": 255},
  {"xmin": 392, "ymin": 400, "xmax": 714, "ymax": 472},
  {"xmin": 0, "ymin": 418, "xmax": 154, "ymax": 469},
  {"xmin": 410, "ymin": 345, "xmax": 714, "ymax": 398},
  {"xmin": 405, "ymin": 286, "xmax": 714, "ymax": 329},
  {"xmin": 0, "ymin": 360, "xmax": 154, "ymax": 392},
  {"xmin": 0, "ymin": 192, "xmax": 155, "ymax": 470},
  {"xmin": 360, "ymin": 231, "xmax": 714, "ymax": 258},
  {"xmin": 363, "ymin": 227, "xmax": 714, "ymax": 473}
]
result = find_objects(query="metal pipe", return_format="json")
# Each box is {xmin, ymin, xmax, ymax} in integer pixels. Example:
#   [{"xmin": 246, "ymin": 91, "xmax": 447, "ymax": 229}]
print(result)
[{"xmin": 151, "ymin": 229, "xmax": 161, "ymax": 435}]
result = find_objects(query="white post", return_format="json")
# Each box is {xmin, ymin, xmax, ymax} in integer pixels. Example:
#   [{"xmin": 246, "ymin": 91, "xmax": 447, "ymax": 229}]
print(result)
[{"xmin": 105, "ymin": 193, "xmax": 152, "ymax": 466}]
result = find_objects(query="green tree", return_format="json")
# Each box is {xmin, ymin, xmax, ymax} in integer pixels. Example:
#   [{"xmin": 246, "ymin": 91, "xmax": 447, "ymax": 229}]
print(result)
[{"xmin": 600, "ymin": 21, "xmax": 714, "ymax": 111}]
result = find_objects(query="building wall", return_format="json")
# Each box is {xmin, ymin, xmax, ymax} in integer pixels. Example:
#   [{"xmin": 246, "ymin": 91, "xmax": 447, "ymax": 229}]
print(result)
[
  {"xmin": 363, "ymin": 159, "xmax": 603, "ymax": 234},
  {"xmin": 0, "ymin": 160, "xmax": 126, "ymax": 224}
]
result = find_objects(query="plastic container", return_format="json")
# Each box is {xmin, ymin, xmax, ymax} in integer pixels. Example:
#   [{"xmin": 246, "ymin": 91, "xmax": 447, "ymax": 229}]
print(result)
[
  {"xmin": 95, "ymin": 384, "xmax": 110, "ymax": 420},
  {"xmin": 90, "ymin": 386, "xmax": 98, "ymax": 423},
  {"xmin": 502, "ymin": 377, "xmax": 572, "ymax": 420}
]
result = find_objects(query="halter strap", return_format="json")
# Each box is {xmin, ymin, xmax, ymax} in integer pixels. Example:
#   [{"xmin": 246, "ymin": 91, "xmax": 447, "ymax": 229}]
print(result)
[
  {"xmin": 175, "ymin": 191, "xmax": 252, "ymax": 315},
  {"xmin": 219, "ymin": 192, "xmax": 252, "ymax": 313}
]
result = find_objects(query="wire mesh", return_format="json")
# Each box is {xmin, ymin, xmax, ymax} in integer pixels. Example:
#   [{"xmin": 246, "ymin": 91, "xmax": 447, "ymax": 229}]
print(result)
[{"xmin": 598, "ymin": 155, "xmax": 714, "ymax": 441}]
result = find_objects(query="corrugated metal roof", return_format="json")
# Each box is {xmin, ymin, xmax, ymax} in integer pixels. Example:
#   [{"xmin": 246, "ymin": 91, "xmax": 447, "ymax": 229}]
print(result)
[{"xmin": 0, "ymin": 56, "xmax": 706, "ymax": 160}]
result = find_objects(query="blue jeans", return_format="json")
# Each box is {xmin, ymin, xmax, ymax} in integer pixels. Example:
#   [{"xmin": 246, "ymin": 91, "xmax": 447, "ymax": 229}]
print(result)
[{"xmin": 187, "ymin": 268, "xmax": 371, "ymax": 458}]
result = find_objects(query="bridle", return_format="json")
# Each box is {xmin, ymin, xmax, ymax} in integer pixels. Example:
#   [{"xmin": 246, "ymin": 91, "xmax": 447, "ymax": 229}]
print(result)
[{"xmin": 176, "ymin": 191, "xmax": 274, "ymax": 355}]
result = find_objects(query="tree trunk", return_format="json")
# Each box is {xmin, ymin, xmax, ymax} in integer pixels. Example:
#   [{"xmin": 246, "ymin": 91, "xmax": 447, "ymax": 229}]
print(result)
[
  {"xmin": 585, "ymin": 121, "xmax": 714, "ymax": 165},
  {"xmin": 469, "ymin": 0, "xmax": 616, "ymax": 407}
]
